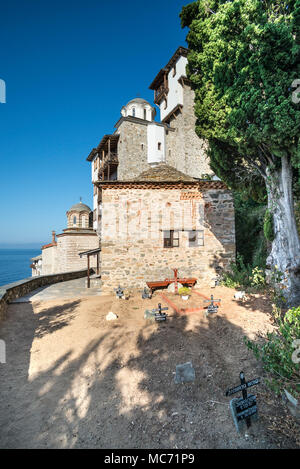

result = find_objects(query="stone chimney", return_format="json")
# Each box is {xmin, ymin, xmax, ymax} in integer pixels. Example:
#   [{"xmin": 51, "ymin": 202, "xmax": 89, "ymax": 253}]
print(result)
[{"xmin": 52, "ymin": 231, "xmax": 56, "ymax": 244}]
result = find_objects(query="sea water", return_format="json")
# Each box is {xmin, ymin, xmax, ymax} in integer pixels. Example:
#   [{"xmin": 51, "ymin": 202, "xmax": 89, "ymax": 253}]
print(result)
[{"xmin": 0, "ymin": 249, "xmax": 40, "ymax": 287}]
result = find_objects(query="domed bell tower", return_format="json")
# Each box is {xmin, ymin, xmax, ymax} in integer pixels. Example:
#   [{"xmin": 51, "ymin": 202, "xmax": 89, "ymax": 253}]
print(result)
[{"xmin": 65, "ymin": 201, "xmax": 93, "ymax": 232}]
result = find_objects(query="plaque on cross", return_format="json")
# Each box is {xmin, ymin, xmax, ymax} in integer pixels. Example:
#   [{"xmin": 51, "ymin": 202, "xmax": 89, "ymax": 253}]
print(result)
[
  {"xmin": 225, "ymin": 372, "xmax": 260, "ymax": 432},
  {"xmin": 151, "ymin": 303, "xmax": 169, "ymax": 322},
  {"xmin": 203, "ymin": 295, "xmax": 221, "ymax": 315}
]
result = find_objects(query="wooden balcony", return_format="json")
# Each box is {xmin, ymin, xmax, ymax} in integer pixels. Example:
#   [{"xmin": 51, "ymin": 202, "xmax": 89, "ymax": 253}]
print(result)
[
  {"xmin": 154, "ymin": 84, "xmax": 168, "ymax": 104},
  {"xmin": 98, "ymin": 152, "xmax": 118, "ymax": 181},
  {"xmin": 99, "ymin": 152, "xmax": 118, "ymax": 172}
]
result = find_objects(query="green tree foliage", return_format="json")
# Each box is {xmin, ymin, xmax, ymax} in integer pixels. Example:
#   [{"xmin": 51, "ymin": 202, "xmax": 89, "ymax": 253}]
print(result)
[
  {"xmin": 234, "ymin": 192, "xmax": 267, "ymax": 266},
  {"xmin": 181, "ymin": 0, "xmax": 300, "ymax": 304},
  {"xmin": 180, "ymin": 1, "xmax": 300, "ymax": 188}
]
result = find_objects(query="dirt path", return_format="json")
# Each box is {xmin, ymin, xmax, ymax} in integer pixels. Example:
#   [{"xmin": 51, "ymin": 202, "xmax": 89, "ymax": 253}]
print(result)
[{"xmin": 0, "ymin": 286, "xmax": 299, "ymax": 448}]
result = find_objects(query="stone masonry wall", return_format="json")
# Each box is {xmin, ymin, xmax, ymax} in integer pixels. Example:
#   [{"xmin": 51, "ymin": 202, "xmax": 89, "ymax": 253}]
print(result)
[
  {"xmin": 55, "ymin": 234, "xmax": 99, "ymax": 273},
  {"xmin": 117, "ymin": 120, "xmax": 151, "ymax": 180},
  {"xmin": 100, "ymin": 186, "xmax": 235, "ymax": 292},
  {"xmin": 165, "ymin": 84, "xmax": 212, "ymax": 179}
]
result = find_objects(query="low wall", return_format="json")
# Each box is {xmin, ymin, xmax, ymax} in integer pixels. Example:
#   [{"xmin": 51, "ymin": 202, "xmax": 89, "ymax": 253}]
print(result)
[{"xmin": 0, "ymin": 268, "xmax": 94, "ymax": 322}]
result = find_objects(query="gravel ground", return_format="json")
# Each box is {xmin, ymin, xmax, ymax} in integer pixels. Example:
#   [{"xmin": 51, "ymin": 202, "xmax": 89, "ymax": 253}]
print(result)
[{"xmin": 0, "ymin": 286, "xmax": 299, "ymax": 449}]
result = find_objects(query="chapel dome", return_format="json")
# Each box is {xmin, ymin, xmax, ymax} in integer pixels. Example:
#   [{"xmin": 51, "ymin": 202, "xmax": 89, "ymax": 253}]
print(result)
[
  {"xmin": 121, "ymin": 97, "xmax": 156, "ymax": 122},
  {"xmin": 68, "ymin": 202, "xmax": 91, "ymax": 213},
  {"xmin": 126, "ymin": 97, "xmax": 151, "ymax": 106}
]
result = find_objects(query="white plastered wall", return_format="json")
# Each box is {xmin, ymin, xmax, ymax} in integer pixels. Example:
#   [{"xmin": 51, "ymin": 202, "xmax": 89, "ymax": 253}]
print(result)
[
  {"xmin": 160, "ymin": 56, "xmax": 188, "ymax": 121},
  {"xmin": 147, "ymin": 123, "xmax": 166, "ymax": 164}
]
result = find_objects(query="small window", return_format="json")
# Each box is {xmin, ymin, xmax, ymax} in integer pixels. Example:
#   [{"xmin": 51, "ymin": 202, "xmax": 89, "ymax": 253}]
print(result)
[
  {"xmin": 158, "ymin": 142, "xmax": 161, "ymax": 151},
  {"xmin": 132, "ymin": 108, "xmax": 135, "ymax": 117},
  {"xmin": 163, "ymin": 230, "xmax": 179, "ymax": 248},
  {"xmin": 141, "ymin": 143, "xmax": 144, "ymax": 150},
  {"xmin": 73, "ymin": 216, "xmax": 77, "ymax": 226},
  {"xmin": 144, "ymin": 109, "xmax": 147, "ymax": 120},
  {"xmin": 188, "ymin": 230, "xmax": 204, "ymax": 247}
]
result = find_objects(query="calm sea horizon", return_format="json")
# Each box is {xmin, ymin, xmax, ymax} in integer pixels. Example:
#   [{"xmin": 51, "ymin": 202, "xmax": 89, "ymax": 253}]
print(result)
[{"xmin": 0, "ymin": 248, "xmax": 41, "ymax": 287}]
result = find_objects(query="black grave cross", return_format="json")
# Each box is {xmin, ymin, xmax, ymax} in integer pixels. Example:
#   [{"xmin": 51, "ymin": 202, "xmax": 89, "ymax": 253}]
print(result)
[
  {"xmin": 203, "ymin": 295, "xmax": 221, "ymax": 315},
  {"xmin": 151, "ymin": 303, "xmax": 169, "ymax": 322},
  {"xmin": 114, "ymin": 286, "xmax": 124, "ymax": 299},
  {"xmin": 225, "ymin": 371, "xmax": 260, "ymax": 430}
]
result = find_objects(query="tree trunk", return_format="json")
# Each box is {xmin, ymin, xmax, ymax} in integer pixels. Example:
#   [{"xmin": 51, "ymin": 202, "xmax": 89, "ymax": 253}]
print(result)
[{"xmin": 266, "ymin": 155, "xmax": 300, "ymax": 307}]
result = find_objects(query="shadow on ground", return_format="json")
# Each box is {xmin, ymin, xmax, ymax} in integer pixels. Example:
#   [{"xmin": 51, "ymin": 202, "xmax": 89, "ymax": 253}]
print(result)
[{"xmin": 0, "ymin": 295, "xmax": 298, "ymax": 449}]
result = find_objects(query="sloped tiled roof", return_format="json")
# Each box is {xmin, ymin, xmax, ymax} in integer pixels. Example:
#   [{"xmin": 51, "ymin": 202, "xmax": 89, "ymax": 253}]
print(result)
[{"xmin": 134, "ymin": 164, "xmax": 196, "ymax": 182}]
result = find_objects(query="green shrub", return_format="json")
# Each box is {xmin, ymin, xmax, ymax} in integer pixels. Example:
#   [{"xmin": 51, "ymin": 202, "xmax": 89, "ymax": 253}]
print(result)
[
  {"xmin": 221, "ymin": 256, "xmax": 267, "ymax": 291},
  {"xmin": 250, "ymin": 267, "xmax": 266, "ymax": 288},
  {"xmin": 221, "ymin": 254, "xmax": 252, "ymax": 289},
  {"xmin": 245, "ymin": 306, "xmax": 300, "ymax": 398}
]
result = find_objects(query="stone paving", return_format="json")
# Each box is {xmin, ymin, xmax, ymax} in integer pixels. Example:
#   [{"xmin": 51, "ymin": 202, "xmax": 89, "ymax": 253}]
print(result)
[{"xmin": 10, "ymin": 277, "xmax": 101, "ymax": 303}]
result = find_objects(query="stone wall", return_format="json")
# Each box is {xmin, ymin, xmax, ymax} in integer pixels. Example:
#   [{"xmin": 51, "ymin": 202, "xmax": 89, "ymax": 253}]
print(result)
[
  {"xmin": 55, "ymin": 233, "xmax": 99, "ymax": 273},
  {"xmin": 117, "ymin": 119, "xmax": 151, "ymax": 180},
  {"xmin": 0, "ymin": 268, "xmax": 92, "ymax": 323},
  {"xmin": 165, "ymin": 84, "xmax": 212, "ymax": 179},
  {"xmin": 100, "ymin": 185, "xmax": 235, "ymax": 292}
]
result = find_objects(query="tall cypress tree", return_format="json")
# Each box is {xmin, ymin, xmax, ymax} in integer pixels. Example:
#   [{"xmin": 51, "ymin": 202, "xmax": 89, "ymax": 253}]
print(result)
[{"xmin": 181, "ymin": 0, "xmax": 300, "ymax": 306}]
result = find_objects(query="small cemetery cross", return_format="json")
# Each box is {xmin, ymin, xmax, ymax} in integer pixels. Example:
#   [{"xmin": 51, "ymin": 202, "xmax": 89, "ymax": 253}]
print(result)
[
  {"xmin": 213, "ymin": 274, "xmax": 222, "ymax": 287},
  {"xmin": 225, "ymin": 371, "xmax": 260, "ymax": 432},
  {"xmin": 203, "ymin": 295, "xmax": 221, "ymax": 316},
  {"xmin": 151, "ymin": 303, "xmax": 168, "ymax": 322},
  {"xmin": 114, "ymin": 286, "xmax": 124, "ymax": 299}
]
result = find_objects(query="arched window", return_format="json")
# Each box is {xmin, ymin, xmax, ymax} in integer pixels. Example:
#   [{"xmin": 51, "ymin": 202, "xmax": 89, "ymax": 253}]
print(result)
[
  {"xmin": 144, "ymin": 109, "xmax": 147, "ymax": 120},
  {"xmin": 132, "ymin": 108, "xmax": 136, "ymax": 117},
  {"xmin": 73, "ymin": 216, "xmax": 77, "ymax": 226}
]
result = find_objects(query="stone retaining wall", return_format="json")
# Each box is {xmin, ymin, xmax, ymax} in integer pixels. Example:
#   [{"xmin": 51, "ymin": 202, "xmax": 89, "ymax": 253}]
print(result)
[{"xmin": 0, "ymin": 268, "xmax": 93, "ymax": 323}]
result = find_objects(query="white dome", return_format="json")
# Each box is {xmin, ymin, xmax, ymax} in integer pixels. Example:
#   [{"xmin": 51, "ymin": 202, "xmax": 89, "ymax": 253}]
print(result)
[
  {"xmin": 121, "ymin": 97, "xmax": 156, "ymax": 122},
  {"xmin": 127, "ymin": 98, "xmax": 151, "ymax": 106}
]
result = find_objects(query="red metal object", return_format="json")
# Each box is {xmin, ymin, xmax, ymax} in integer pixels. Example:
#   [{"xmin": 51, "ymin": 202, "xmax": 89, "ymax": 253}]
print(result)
[
  {"xmin": 159, "ymin": 290, "xmax": 221, "ymax": 316},
  {"xmin": 193, "ymin": 290, "xmax": 221, "ymax": 307},
  {"xmin": 146, "ymin": 268, "xmax": 197, "ymax": 293},
  {"xmin": 158, "ymin": 288, "xmax": 222, "ymax": 316},
  {"xmin": 160, "ymin": 293, "xmax": 203, "ymax": 315}
]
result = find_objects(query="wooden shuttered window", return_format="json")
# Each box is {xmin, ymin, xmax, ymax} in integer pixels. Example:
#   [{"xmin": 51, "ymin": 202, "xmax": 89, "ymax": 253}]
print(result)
[{"xmin": 163, "ymin": 230, "xmax": 179, "ymax": 248}]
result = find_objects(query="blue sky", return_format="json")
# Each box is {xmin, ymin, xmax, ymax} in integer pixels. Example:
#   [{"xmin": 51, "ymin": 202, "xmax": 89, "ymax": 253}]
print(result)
[{"xmin": 0, "ymin": 0, "xmax": 189, "ymax": 247}]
